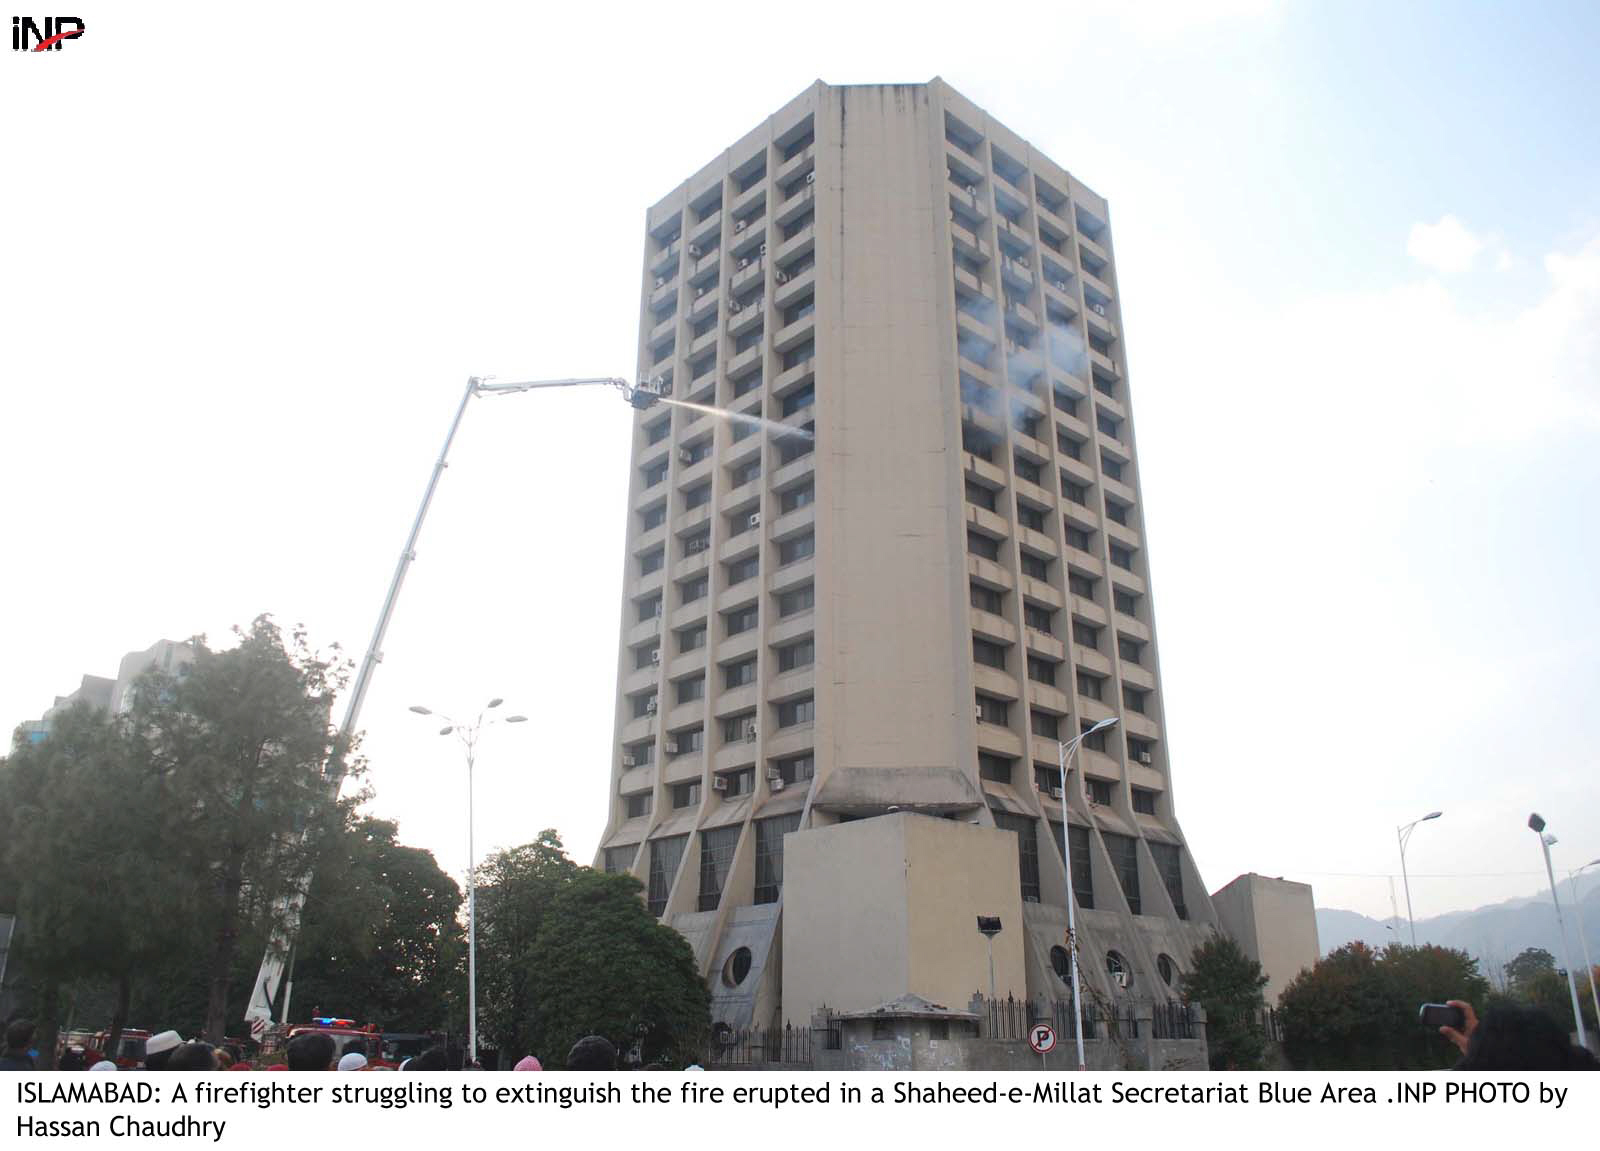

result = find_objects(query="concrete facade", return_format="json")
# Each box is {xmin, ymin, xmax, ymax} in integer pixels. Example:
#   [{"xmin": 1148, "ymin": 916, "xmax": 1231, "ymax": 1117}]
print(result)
[
  {"xmin": 598, "ymin": 79, "xmax": 1217, "ymax": 1038},
  {"xmin": 12, "ymin": 639, "xmax": 197, "ymax": 748},
  {"xmin": 1210, "ymin": 873, "xmax": 1320, "ymax": 1003}
]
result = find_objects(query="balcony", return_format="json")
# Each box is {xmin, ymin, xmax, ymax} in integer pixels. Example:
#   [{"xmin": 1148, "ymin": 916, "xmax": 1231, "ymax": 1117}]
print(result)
[
  {"xmin": 776, "ymin": 181, "xmax": 815, "ymax": 227},
  {"xmin": 730, "ymin": 255, "xmax": 765, "ymax": 294},
  {"xmin": 774, "ymin": 355, "xmax": 815, "ymax": 393},
  {"xmin": 949, "ymin": 219, "xmax": 991, "ymax": 263},
  {"xmin": 625, "ymin": 614, "xmax": 662, "ymax": 648},
  {"xmin": 771, "ymin": 555, "xmax": 815, "ymax": 596},
  {"xmin": 1064, "ymin": 545, "xmax": 1102, "ymax": 577},
  {"xmin": 651, "ymin": 244, "xmax": 679, "ymax": 277},
  {"xmin": 1000, "ymin": 253, "xmax": 1035, "ymax": 291},
  {"xmin": 649, "ymin": 276, "xmax": 678, "ymax": 308},
  {"xmin": 1005, "ymin": 299, "xmax": 1039, "ymax": 333},
  {"xmin": 1075, "ymin": 645, "xmax": 1113, "ymax": 678},
  {"xmin": 1071, "ymin": 596, "xmax": 1107, "ymax": 628},
  {"xmin": 966, "ymin": 502, "xmax": 1011, "ymax": 539},
  {"xmin": 973, "ymin": 664, "xmax": 1019, "ymax": 700},
  {"xmin": 1021, "ymin": 575, "xmax": 1062, "ymax": 610},
  {"xmin": 949, "ymin": 179, "xmax": 988, "ymax": 224},
  {"xmin": 969, "ymin": 606, "xmax": 1016, "ymax": 645},
  {"xmin": 1085, "ymin": 299, "xmax": 1117, "ymax": 340},
  {"xmin": 727, "ymin": 300, "xmax": 764, "ymax": 338},
  {"xmin": 963, "ymin": 451, "xmax": 1007, "ymax": 490},
  {"xmin": 730, "ymin": 180, "xmax": 765, "ymax": 220},
  {"xmin": 774, "ymin": 266, "xmax": 815, "ymax": 309},
  {"xmin": 1078, "ymin": 231, "xmax": 1111, "ymax": 266},
  {"xmin": 954, "ymin": 264, "xmax": 994, "ymax": 301},
  {"xmin": 1059, "ymin": 453, "xmax": 1096, "ymax": 490},
  {"xmin": 776, "ymin": 220, "xmax": 815, "ymax": 266},
  {"xmin": 770, "ymin": 452, "xmax": 815, "ymax": 491},
  {"xmin": 1023, "ymin": 625, "xmax": 1064, "ymax": 662},
  {"xmin": 670, "ymin": 549, "xmax": 711, "ymax": 583},
  {"xmin": 1120, "ymin": 661, "xmax": 1156, "ymax": 693},
  {"xmin": 726, "ymin": 343, "xmax": 763, "ymax": 379},
  {"xmin": 648, "ymin": 312, "xmax": 678, "ymax": 346},
  {"xmin": 775, "ymin": 141, "xmax": 815, "ymax": 186}
]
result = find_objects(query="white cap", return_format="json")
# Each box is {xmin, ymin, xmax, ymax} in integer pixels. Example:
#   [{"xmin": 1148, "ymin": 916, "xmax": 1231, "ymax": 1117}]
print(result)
[
  {"xmin": 337, "ymin": 1052, "xmax": 368, "ymax": 1071},
  {"xmin": 89, "ymin": 1059, "xmax": 119, "ymax": 1074},
  {"xmin": 145, "ymin": 1031, "xmax": 183, "ymax": 1056}
]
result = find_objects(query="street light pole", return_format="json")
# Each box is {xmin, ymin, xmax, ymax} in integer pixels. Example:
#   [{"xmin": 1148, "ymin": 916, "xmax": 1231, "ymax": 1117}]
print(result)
[
  {"xmin": 1567, "ymin": 859, "xmax": 1600, "ymax": 1034},
  {"xmin": 1397, "ymin": 811, "xmax": 1443, "ymax": 947},
  {"xmin": 1528, "ymin": 813, "xmax": 1588, "ymax": 1050},
  {"xmin": 413, "ymin": 699, "xmax": 528, "ymax": 1066},
  {"xmin": 1056, "ymin": 716, "xmax": 1119, "ymax": 1072}
]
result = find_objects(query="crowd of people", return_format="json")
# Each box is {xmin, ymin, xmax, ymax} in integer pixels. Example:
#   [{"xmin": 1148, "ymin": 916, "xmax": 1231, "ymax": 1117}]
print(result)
[{"xmin": 0, "ymin": 1017, "xmax": 624, "ymax": 1072}]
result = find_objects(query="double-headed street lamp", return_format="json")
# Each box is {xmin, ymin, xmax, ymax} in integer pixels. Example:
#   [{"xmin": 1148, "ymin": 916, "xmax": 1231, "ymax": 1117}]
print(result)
[
  {"xmin": 411, "ymin": 698, "xmax": 528, "ymax": 1066},
  {"xmin": 1528, "ymin": 813, "xmax": 1588, "ymax": 1050},
  {"xmin": 1397, "ymin": 811, "xmax": 1443, "ymax": 946},
  {"xmin": 1567, "ymin": 857, "xmax": 1600, "ymax": 1034},
  {"xmin": 1055, "ymin": 715, "xmax": 1119, "ymax": 1072}
]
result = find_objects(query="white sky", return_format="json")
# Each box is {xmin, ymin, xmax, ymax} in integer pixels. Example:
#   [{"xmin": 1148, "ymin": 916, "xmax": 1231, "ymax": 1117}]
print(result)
[{"xmin": 4, "ymin": 2, "xmax": 1596, "ymax": 921}]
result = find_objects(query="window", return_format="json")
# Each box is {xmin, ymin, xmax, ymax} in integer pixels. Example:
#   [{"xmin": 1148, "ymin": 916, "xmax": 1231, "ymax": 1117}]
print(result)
[
  {"xmin": 1024, "ymin": 604, "xmax": 1055, "ymax": 634},
  {"xmin": 645, "ymin": 418, "xmax": 671, "ymax": 445},
  {"xmin": 780, "ymin": 483, "xmax": 814, "ymax": 512},
  {"xmin": 1102, "ymin": 833, "xmax": 1141, "ymax": 914},
  {"xmin": 672, "ymin": 728, "xmax": 704, "ymax": 757},
  {"xmin": 625, "ymin": 740, "xmax": 654, "ymax": 767},
  {"xmin": 777, "ymin": 696, "xmax": 815, "ymax": 727},
  {"xmin": 992, "ymin": 810, "xmax": 1041, "ymax": 902},
  {"xmin": 1106, "ymin": 499, "xmax": 1130, "ymax": 526},
  {"xmin": 970, "ymin": 582, "xmax": 1004, "ymax": 614},
  {"xmin": 965, "ymin": 481, "xmax": 998, "ymax": 512},
  {"xmin": 775, "ymin": 754, "xmax": 814, "ymax": 785},
  {"xmin": 1076, "ymin": 671, "xmax": 1103, "ymax": 700},
  {"xmin": 1020, "ymin": 552, "xmax": 1050, "ymax": 580},
  {"xmin": 975, "ymin": 693, "xmax": 1009, "ymax": 725},
  {"xmin": 647, "ymin": 835, "xmax": 687, "ymax": 915},
  {"xmin": 644, "ymin": 460, "xmax": 669, "ymax": 488},
  {"xmin": 1132, "ymin": 787, "xmax": 1157, "ymax": 815},
  {"xmin": 781, "ymin": 210, "xmax": 813, "ymax": 240},
  {"xmin": 1128, "ymin": 736, "xmax": 1154, "ymax": 764},
  {"xmin": 781, "ymin": 382, "xmax": 814, "ymax": 416},
  {"xmin": 731, "ymin": 459, "xmax": 761, "ymax": 487},
  {"xmin": 1086, "ymin": 777, "xmax": 1114, "ymax": 806},
  {"xmin": 1097, "ymin": 413, "xmax": 1121, "ymax": 438},
  {"xmin": 1106, "ymin": 950, "xmax": 1131, "ymax": 989},
  {"xmin": 634, "ymin": 645, "xmax": 658, "ymax": 670},
  {"xmin": 683, "ymin": 438, "xmax": 712, "ymax": 464},
  {"xmin": 726, "ymin": 605, "xmax": 759, "ymax": 635},
  {"xmin": 1065, "ymin": 526, "xmax": 1092, "ymax": 552},
  {"xmin": 720, "ymin": 767, "xmax": 755, "ymax": 797},
  {"xmin": 1117, "ymin": 636, "xmax": 1143, "ymax": 665},
  {"xmin": 978, "ymin": 753, "xmax": 1014, "ymax": 783},
  {"xmin": 1013, "ymin": 455, "xmax": 1042, "ymax": 484},
  {"xmin": 1027, "ymin": 656, "xmax": 1057, "ymax": 685},
  {"xmin": 1080, "ymin": 719, "xmax": 1107, "ymax": 752},
  {"xmin": 1102, "ymin": 457, "xmax": 1123, "ymax": 482},
  {"xmin": 631, "ymin": 692, "xmax": 657, "ymax": 719},
  {"xmin": 698, "ymin": 825, "xmax": 741, "ymax": 911},
  {"xmin": 727, "ymin": 555, "xmax": 760, "ymax": 585},
  {"xmin": 1123, "ymin": 686, "xmax": 1147, "ymax": 714},
  {"xmin": 778, "ymin": 585, "xmax": 814, "ymax": 617},
  {"xmin": 1057, "ymin": 428, "xmax": 1082, "ymax": 455},
  {"xmin": 1030, "ymin": 710, "xmax": 1060, "ymax": 739},
  {"xmin": 681, "ymin": 529, "xmax": 710, "ymax": 557},
  {"xmin": 1157, "ymin": 954, "xmax": 1176, "ymax": 986},
  {"xmin": 1063, "ymin": 481, "xmax": 1088, "ymax": 505},
  {"xmin": 967, "ymin": 529, "xmax": 1001, "ymax": 561},
  {"xmin": 929, "ymin": 1020, "xmax": 950, "ymax": 1041},
  {"xmin": 779, "ymin": 533, "xmax": 815, "ymax": 565},
  {"xmin": 1072, "ymin": 621, "xmax": 1101, "ymax": 649},
  {"xmin": 724, "ymin": 658, "xmax": 757, "ymax": 689},
  {"xmin": 1067, "ymin": 572, "xmax": 1096, "ymax": 598},
  {"xmin": 1052, "ymin": 822, "xmax": 1093, "ymax": 908},
  {"xmin": 641, "ymin": 504, "xmax": 666, "ymax": 531},
  {"xmin": 734, "ymin": 325, "xmax": 764, "ymax": 354},
  {"xmin": 782, "ymin": 339, "xmax": 814, "ymax": 370},
  {"xmin": 680, "ymin": 576, "xmax": 708, "ymax": 604},
  {"xmin": 604, "ymin": 845, "xmax": 638, "ymax": 874},
  {"xmin": 733, "ymin": 371, "xmax": 763, "ymax": 398},
  {"xmin": 1150, "ymin": 841, "xmax": 1186, "ymax": 919},
  {"xmin": 777, "ymin": 638, "xmax": 814, "ymax": 671},
  {"xmin": 754, "ymin": 812, "xmax": 802, "ymax": 903},
  {"xmin": 675, "ymin": 675, "xmax": 705, "ymax": 704},
  {"xmin": 1017, "ymin": 503, "xmax": 1046, "ymax": 532},
  {"xmin": 1035, "ymin": 765, "xmax": 1063, "ymax": 792},
  {"xmin": 639, "ymin": 548, "xmax": 664, "ymax": 575},
  {"xmin": 722, "ymin": 712, "xmax": 757, "ymax": 743},
  {"xmin": 1114, "ymin": 590, "xmax": 1139, "ymax": 617},
  {"xmin": 672, "ymin": 781, "xmax": 701, "ymax": 808},
  {"xmin": 782, "ymin": 294, "xmax": 815, "ymax": 325},
  {"xmin": 1110, "ymin": 545, "xmax": 1135, "ymax": 571},
  {"xmin": 624, "ymin": 792, "xmax": 652, "ymax": 819},
  {"xmin": 672, "ymin": 623, "xmax": 703, "ymax": 653},
  {"xmin": 973, "ymin": 638, "xmax": 1007, "ymax": 669},
  {"xmin": 638, "ymin": 594, "xmax": 662, "ymax": 622},
  {"xmin": 1050, "ymin": 945, "xmax": 1071, "ymax": 981},
  {"xmin": 779, "ymin": 426, "xmax": 815, "ymax": 463}
]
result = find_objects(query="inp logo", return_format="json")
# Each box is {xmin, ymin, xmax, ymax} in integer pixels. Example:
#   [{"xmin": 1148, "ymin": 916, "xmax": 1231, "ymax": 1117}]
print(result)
[{"xmin": 11, "ymin": 16, "xmax": 85, "ymax": 51}]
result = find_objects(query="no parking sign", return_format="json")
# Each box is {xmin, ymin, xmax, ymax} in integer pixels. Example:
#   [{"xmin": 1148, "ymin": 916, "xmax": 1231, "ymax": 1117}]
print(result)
[{"xmin": 1029, "ymin": 1023, "xmax": 1057, "ymax": 1056}]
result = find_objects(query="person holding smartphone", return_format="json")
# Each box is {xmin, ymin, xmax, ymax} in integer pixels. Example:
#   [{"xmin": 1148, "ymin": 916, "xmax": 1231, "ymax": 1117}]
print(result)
[{"xmin": 1426, "ymin": 999, "xmax": 1599, "ymax": 1070}]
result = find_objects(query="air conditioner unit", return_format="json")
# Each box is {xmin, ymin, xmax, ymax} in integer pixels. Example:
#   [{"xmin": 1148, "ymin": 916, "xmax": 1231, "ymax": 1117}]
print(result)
[
  {"xmin": 651, "ymin": 602, "xmax": 663, "ymax": 618},
  {"xmin": 770, "ymin": 779, "xmax": 786, "ymax": 792},
  {"xmin": 1092, "ymin": 303, "xmax": 1107, "ymax": 317},
  {"xmin": 695, "ymin": 286, "xmax": 705, "ymax": 298},
  {"xmin": 775, "ymin": 269, "xmax": 789, "ymax": 284},
  {"xmin": 966, "ymin": 183, "xmax": 977, "ymax": 197},
  {"xmin": 688, "ymin": 243, "xmax": 703, "ymax": 258},
  {"xmin": 748, "ymin": 512, "xmax": 761, "ymax": 528},
  {"xmin": 805, "ymin": 170, "xmax": 816, "ymax": 185},
  {"xmin": 735, "ymin": 219, "xmax": 747, "ymax": 233},
  {"xmin": 654, "ymin": 276, "xmax": 666, "ymax": 289},
  {"xmin": 767, "ymin": 769, "xmax": 783, "ymax": 782},
  {"xmin": 622, "ymin": 753, "xmax": 637, "ymax": 768},
  {"xmin": 745, "ymin": 722, "xmax": 758, "ymax": 742},
  {"xmin": 1055, "ymin": 280, "xmax": 1068, "ymax": 292},
  {"xmin": 679, "ymin": 448, "xmax": 694, "ymax": 464},
  {"xmin": 712, "ymin": 776, "xmax": 728, "ymax": 792},
  {"xmin": 974, "ymin": 704, "xmax": 984, "ymax": 721},
  {"xmin": 650, "ymin": 648, "xmax": 661, "ymax": 665},
  {"xmin": 687, "ymin": 538, "xmax": 706, "ymax": 553},
  {"xmin": 645, "ymin": 698, "xmax": 658, "ymax": 714},
  {"xmin": 1138, "ymin": 751, "xmax": 1153, "ymax": 765},
  {"xmin": 1049, "ymin": 786, "xmax": 1064, "ymax": 799},
  {"xmin": 728, "ymin": 300, "xmax": 742, "ymax": 314},
  {"xmin": 738, "ymin": 256, "xmax": 750, "ymax": 270},
  {"xmin": 759, "ymin": 243, "xmax": 768, "ymax": 256}
]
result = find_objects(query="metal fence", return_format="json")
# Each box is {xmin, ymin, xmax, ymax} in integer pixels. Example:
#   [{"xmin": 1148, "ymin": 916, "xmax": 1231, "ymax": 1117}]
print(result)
[
  {"xmin": 702, "ymin": 1022, "xmax": 814, "ymax": 1067},
  {"xmin": 971, "ymin": 994, "xmax": 1199, "ymax": 1042},
  {"xmin": 1150, "ymin": 1000, "xmax": 1201, "ymax": 1040}
]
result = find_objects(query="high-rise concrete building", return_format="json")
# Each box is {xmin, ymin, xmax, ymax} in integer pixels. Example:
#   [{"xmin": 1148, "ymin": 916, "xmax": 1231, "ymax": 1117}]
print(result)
[{"xmin": 598, "ymin": 79, "xmax": 1218, "ymax": 1032}]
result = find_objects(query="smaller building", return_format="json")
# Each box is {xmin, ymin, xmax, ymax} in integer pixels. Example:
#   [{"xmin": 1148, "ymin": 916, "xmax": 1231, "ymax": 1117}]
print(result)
[
  {"xmin": 813, "ymin": 995, "xmax": 980, "ymax": 1072},
  {"xmin": 1210, "ymin": 873, "xmax": 1319, "ymax": 1003}
]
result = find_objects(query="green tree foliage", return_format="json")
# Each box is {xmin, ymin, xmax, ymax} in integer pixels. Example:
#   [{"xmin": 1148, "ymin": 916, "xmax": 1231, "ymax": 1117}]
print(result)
[
  {"xmin": 1278, "ymin": 942, "xmax": 1490, "ymax": 1070},
  {"xmin": 1503, "ymin": 946, "xmax": 1557, "ymax": 991},
  {"xmin": 475, "ymin": 833, "xmax": 710, "ymax": 1068},
  {"xmin": 1182, "ymin": 933, "xmax": 1269, "ymax": 1069},
  {"xmin": 290, "ymin": 817, "xmax": 464, "ymax": 1031},
  {"xmin": 1500, "ymin": 948, "xmax": 1597, "ymax": 1032}
]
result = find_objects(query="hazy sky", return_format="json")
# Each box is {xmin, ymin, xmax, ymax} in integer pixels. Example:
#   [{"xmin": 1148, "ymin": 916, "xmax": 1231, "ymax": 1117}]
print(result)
[{"xmin": 4, "ymin": 1, "xmax": 1596, "ymax": 921}]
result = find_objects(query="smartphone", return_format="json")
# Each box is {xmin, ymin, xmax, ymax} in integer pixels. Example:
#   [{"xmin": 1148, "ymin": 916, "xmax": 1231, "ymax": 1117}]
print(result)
[{"xmin": 1419, "ymin": 1003, "xmax": 1465, "ymax": 1030}]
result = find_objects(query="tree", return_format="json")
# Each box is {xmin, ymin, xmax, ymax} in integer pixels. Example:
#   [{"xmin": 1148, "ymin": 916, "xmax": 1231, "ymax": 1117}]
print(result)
[
  {"xmin": 1278, "ymin": 942, "xmax": 1490, "ymax": 1070},
  {"xmin": 1182, "ymin": 933, "xmax": 1268, "ymax": 1069},
  {"xmin": 474, "ymin": 833, "xmax": 710, "ymax": 1067},
  {"xmin": 290, "ymin": 818, "xmax": 463, "ymax": 1031},
  {"xmin": 1504, "ymin": 947, "xmax": 1557, "ymax": 992},
  {"xmin": 127, "ymin": 617, "xmax": 354, "ymax": 1041}
]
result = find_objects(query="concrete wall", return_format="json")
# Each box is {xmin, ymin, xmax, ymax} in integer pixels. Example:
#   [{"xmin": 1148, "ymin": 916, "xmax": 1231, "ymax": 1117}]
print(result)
[
  {"xmin": 783, "ymin": 813, "xmax": 1024, "ymax": 1023},
  {"xmin": 1211, "ymin": 873, "xmax": 1319, "ymax": 1003}
]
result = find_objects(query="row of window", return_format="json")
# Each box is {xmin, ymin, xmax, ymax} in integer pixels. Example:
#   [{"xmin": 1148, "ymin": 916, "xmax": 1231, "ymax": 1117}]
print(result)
[
  {"xmin": 611, "ymin": 806, "xmax": 807, "ymax": 918},
  {"xmin": 987, "ymin": 805, "xmax": 1185, "ymax": 918}
]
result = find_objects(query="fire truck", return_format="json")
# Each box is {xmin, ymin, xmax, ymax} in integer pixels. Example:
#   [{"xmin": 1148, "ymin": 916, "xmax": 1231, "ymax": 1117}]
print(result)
[
  {"xmin": 90, "ymin": 1028, "xmax": 150, "ymax": 1068},
  {"xmin": 281, "ymin": 1018, "xmax": 396, "ymax": 1067}
]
